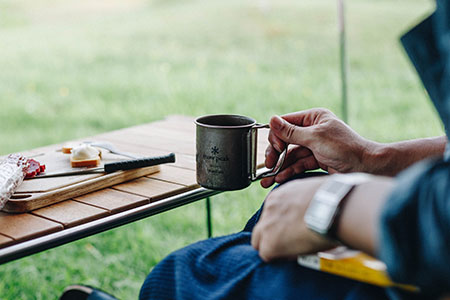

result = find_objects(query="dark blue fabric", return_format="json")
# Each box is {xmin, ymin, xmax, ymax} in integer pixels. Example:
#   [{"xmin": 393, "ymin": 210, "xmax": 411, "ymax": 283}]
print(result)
[
  {"xmin": 399, "ymin": 2, "xmax": 450, "ymax": 134},
  {"xmin": 140, "ymin": 172, "xmax": 389, "ymax": 300},
  {"xmin": 380, "ymin": 159, "xmax": 450, "ymax": 298},
  {"xmin": 139, "ymin": 231, "xmax": 389, "ymax": 300},
  {"xmin": 379, "ymin": 1, "xmax": 450, "ymax": 298}
]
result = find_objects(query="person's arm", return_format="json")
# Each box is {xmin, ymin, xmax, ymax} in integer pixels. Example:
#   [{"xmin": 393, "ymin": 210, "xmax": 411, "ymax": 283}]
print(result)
[
  {"xmin": 252, "ymin": 175, "xmax": 393, "ymax": 260},
  {"xmin": 261, "ymin": 109, "xmax": 446, "ymax": 187},
  {"xmin": 333, "ymin": 177, "xmax": 394, "ymax": 256},
  {"xmin": 362, "ymin": 136, "xmax": 446, "ymax": 176},
  {"xmin": 252, "ymin": 160, "xmax": 450, "ymax": 296},
  {"xmin": 314, "ymin": 159, "xmax": 450, "ymax": 297}
]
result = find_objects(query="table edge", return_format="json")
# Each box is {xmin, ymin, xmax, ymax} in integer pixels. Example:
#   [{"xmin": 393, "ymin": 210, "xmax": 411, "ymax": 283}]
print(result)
[{"xmin": 0, "ymin": 187, "xmax": 220, "ymax": 265}]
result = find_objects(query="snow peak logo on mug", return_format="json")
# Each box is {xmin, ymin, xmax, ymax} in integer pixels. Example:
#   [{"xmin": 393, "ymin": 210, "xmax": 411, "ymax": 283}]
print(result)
[
  {"xmin": 202, "ymin": 146, "xmax": 229, "ymax": 163},
  {"xmin": 195, "ymin": 114, "xmax": 286, "ymax": 191},
  {"xmin": 199, "ymin": 146, "xmax": 230, "ymax": 175}
]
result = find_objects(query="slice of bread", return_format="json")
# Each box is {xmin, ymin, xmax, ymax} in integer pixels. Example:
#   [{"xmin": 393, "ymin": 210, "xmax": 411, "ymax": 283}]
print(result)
[
  {"xmin": 70, "ymin": 156, "xmax": 101, "ymax": 168},
  {"xmin": 62, "ymin": 143, "xmax": 78, "ymax": 154},
  {"xmin": 63, "ymin": 143, "xmax": 102, "ymax": 158},
  {"xmin": 69, "ymin": 144, "xmax": 102, "ymax": 168}
]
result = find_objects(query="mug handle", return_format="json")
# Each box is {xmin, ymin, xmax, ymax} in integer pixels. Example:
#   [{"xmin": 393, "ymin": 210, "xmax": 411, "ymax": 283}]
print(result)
[{"xmin": 251, "ymin": 123, "xmax": 287, "ymax": 181}]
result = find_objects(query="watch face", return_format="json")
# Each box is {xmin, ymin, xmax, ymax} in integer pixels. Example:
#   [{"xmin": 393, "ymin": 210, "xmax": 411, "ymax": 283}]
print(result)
[
  {"xmin": 305, "ymin": 173, "xmax": 371, "ymax": 236},
  {"xmin": 310, "ymin": 201, "xmax": 335, "ymax": 220},
  {"xmin": 305, "ymin": 199, "xmax": 338, "ymax": 233},
  {"xmin": 326, "ymin": 180, "xmax": 346, "ymax": 194}
]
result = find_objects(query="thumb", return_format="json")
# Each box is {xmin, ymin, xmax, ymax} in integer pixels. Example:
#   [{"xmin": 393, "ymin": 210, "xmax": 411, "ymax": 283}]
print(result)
[{"xmin": 270, "ymin": 115, "xmax": 312, "ymax": 146}]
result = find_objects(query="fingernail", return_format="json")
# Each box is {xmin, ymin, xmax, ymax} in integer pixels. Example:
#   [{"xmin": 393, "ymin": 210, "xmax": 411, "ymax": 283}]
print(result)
[
  {"xmin": 270, "ymin": 115, "xmax": 283, "ymax": 130},
  {"xmin": 273, "ymin": 143, "xmax": 282, "ymax": 153}
]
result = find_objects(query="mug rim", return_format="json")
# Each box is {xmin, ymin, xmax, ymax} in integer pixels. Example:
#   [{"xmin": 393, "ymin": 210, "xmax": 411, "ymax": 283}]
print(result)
[{"xmin": 195, "ymin": 114, "xmax": 257, "ymax": 129}]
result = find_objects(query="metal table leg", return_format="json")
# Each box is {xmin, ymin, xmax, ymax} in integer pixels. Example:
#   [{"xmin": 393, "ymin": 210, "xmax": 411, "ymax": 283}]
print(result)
[{"xmin": 206, "ymin": 197, "xmax": 213, "ymax": 238}]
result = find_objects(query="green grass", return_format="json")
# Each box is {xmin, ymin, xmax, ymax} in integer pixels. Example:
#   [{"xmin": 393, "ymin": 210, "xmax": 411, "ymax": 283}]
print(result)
[{"xmin": 0, "ymin": 0, "xmax": 442, "ymax": 299}]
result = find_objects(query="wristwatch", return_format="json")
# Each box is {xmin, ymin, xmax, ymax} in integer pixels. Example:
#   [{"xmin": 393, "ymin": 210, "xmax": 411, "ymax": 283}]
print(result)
[{"xmin": 304, "ymin": 173, "xmax": 371, "ymax": 240}]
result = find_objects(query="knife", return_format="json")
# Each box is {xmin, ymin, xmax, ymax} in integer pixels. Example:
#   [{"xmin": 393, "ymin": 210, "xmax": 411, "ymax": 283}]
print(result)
[{"xmin": 28, "ymin": 153, "xmax": 176, "ymax": 179}]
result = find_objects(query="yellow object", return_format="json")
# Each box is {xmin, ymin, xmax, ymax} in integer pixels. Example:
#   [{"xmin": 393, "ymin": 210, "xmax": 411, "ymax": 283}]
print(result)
[{"xmin": 297, "ymin": 246, "xmax": 418, "ymax": 292}]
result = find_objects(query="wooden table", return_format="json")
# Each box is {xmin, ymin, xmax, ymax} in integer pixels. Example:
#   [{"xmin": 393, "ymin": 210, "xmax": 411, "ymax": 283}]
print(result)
[{"xmin": 0, "ymin": 115, "xmax": 268, "ymax": 265}]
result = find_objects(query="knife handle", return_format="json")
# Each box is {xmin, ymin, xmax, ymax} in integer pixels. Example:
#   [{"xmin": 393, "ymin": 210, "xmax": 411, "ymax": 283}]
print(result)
[{"xmin": 104, "ymin": 153, "xmax": 176, "ymax": 173}]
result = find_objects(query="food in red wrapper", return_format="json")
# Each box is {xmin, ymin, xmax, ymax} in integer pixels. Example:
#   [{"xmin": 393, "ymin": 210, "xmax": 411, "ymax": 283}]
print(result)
[
  {"xmin": 0, "ymin": 154, "xmax": 28, "ymax": 209},
  {"xmin": 0, "ymin": 154, "xmax": 46, "ymax": 209}
]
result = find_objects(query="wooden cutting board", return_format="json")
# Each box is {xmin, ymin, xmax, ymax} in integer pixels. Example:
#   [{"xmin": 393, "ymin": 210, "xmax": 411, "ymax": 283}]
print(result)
[{"xmin": 3, "ymin": 147, "xmax": 160, "ymax": 213}]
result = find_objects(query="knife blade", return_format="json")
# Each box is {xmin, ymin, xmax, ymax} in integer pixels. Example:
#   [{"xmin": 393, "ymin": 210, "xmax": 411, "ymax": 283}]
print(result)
[{"xmin": 28, "ymin": 153, "xmax": 176, "ymax": 179}]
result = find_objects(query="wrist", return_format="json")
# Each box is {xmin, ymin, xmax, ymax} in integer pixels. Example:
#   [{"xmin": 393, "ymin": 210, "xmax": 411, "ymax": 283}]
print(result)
[
  {"xmin": 361, "ymin": 137, "xmax": 447, "ymax": 176},
  {"xmin": 304, "ymin": 173, "xmax": 372, "ymax": 241},
  {"xmin": 361, "ymin": 142, "xmax": 396, "ymax": 176},
  {"xmin": 335, "ymin": 177, "xmax": 394, "ymax": 256}
]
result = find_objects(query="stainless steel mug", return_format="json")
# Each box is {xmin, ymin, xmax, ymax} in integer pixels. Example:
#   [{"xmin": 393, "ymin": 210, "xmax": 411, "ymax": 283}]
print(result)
[{"xmin": 195, "ymin": 114, "xmax": 286, "ymax": 190}]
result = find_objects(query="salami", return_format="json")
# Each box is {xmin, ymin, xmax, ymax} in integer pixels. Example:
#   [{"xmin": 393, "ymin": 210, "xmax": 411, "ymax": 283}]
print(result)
[
  {"xmin": 25, "ymin": 159, "xmax": 46, "ymax": 178},
  {"xmin": 0, "ymin": 154, "xmax": 28, "ymax": 209}
]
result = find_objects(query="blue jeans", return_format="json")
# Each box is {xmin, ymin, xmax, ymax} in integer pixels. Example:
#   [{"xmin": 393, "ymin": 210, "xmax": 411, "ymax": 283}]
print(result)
[{"xmin": 139, "ymin": 172, "xmax": 390, "ymax": 300}]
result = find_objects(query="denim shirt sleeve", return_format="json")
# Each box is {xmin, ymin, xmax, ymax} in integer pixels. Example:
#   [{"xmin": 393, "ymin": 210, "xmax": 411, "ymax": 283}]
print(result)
[
  {"xmin": 379, "ymin": 1, "xmax": 450, "ymax": 296},
  {"xmin": 379, "ymin": 159, "xmax": 450, "ymax": 297},
  {"xmin": 400, "ymin": 1, "xmax": 450, "ymax": 134}
]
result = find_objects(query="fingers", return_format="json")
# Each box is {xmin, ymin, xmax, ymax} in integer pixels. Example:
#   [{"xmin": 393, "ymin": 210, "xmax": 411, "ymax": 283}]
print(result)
[
  {"xmin": 261, "ymin": 144, "xmax": 282, "ymax": 187},
  {"xmin": 267, "ymin": 125, "xmax": 286, "ymax": 154},
  {"xmin": 265, "ymin": 110, "xmax": 328, "ymax": 167},
  {"xmin": 260, "ymin": 177, "xmax": 275, "ymax": 188},
  {"xmin": 261, "ymin": 147, "xmax": 318, "ymax": 188},
  {"xmin": 269, "ymin": 115, "xmax": 313, "ymax": 147},
  {"xmin": 251, "ymin": 197, "xmax": 268, "ymax": 252},
  {"xmin": 251, "ymin": 224, "xmax": 261, "ymax": 251},
  {"xmin": 251, "ymin": 228, "xmax": 273, "ymax": 262},
  {"xmin": 262, "ymin": 146, "xmax": 302, "ymax": 188},
  {"xmin": 251, "ymin": 202, "xmax": 276, "ymax": 262},
  {"xmin": 273, "ymin": 155, "xmax": 319, "ymax": 183},
  {"xmin": 269, "ymin": 108, "xmax": 337, "ymax": 146},
  {"xmin": 281, "ymin": 108, "xmax": 335, "ymax": 127},
  {"xmin": 264, "ymin": 145, "xmax": 279, "ymax": 169}
]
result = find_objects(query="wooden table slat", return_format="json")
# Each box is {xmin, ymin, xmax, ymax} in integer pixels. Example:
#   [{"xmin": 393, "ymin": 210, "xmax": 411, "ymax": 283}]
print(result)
[
  {"xmin": 112, "ymin": 177, "xmax": 192, "ymax": 202},
  {"xmin": 0, "ymin": 234, "xmax": 14, "ymax": 249},
  {"xmin": 73, "ymin": 188, "xmax": 149, "ymax": 214},
  {"xmin": 31, "ymin": 200, "xmax": 109, "ymax": 228},
  {"xmin": 147, "ymin": 165, "xmax": 197, "ymax": 187},
  {"xmin": 0, "ymin": 212, "xmax": 63, "ymax": 242}
]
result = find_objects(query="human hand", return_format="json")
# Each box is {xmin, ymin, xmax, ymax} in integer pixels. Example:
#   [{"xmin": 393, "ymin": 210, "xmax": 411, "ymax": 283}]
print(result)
[
  {"xmin": 252, "ymin": 177, "xmax": 337, "ymax": 262},
  {"xmin": 261, "ymin": 108, "xmax": 376, "ymax": 188}
]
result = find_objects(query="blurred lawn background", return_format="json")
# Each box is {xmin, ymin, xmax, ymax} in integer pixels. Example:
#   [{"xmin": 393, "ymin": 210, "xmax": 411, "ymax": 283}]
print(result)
[{"xmin": 0, "ymin": 0, "xmax": 442, "ymax": 299}]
